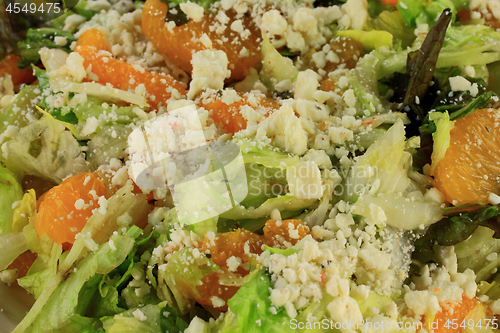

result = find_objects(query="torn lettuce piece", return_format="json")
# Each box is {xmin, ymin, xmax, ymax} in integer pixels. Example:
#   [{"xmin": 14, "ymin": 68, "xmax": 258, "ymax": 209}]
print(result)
[
  {"xmin": 346, "ymin": 53, "xmax": 389, "ymax": 116},
  {"xmin": 347, "ymin": 119, "xmax": 442, "ymax": 229},
  {"xmin": 429, "ymin": 111, "xmax": 454, "ymax": 175},
  {"xmin": 220, "ymin": 195, "xmax": 316, "ymax": 221},
  {"xmin": 455, "ymin": 226, "xmax": 500, "ymax": 282},
  {"xmin": 240, "ymin": 163, "xmax": 288, "ymax": 209},
  {"xmin": 87, "ymin": 124, "xmax": 133, "ymax": 169},
  {"xmin": 260, "ymin": 34, "xmax": 299, "ymax": 90},
  {"xmin": 0, "ymin": 85, "xmax": 41, "ymax": 137},
  {"xmin": 18, "ymin": 242, "xmax": 61, "ymax": 299},
  {"xmin": 30, "ymin": 234, "xmax": 135, "ymax": 332},
  {"xmin": 397, "ymin": 0, "xmax": 465, "ymax": 28},
  {"xmin": 0, "ymin": 232, "xmax": 27, "ymax": 271},
  {"xmin": 367, "ymin": 10, "xmax": 415, "ymax": 49},
  {"xmin": 336, "ymin": 30, "xmax": 393, "ymax": 51},
  {"xmin": 101, "ymin": 303, "xmax": 188, "ymax": 333},
  {"xmin": 0, "ymin": 164, "xmax": 23, "ymax": 234},
  {"xmin": 12, "ymin": 185, "xmax": 151, "ymax": 333},
  {"xmin": 15, "ymin": 28, "xmax": 76, "ymax": 69},
  {"xmin": 2, "ymin": 116, "xmax": 90, "ymax": 184},
  {"xmin": 157, "ymin": 248, "xmax": 218, "ymax": 315},
  {"xmin": 227, "ymin": 269, "xmax": 293, "ymax": 333},
  {"xmin": 236, "ymin": 139, "xmax": 300, "ymax": 168}
]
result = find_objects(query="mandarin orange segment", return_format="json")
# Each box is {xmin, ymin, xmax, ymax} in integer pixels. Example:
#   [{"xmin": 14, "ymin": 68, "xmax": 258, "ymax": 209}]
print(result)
[
  {"xmin": 142, "ymin": 0, "xmax": 261, "ymax": 81},
  {"xmin": 75, "ymin": 29, "xmax": 186, "ymax": 109},
  {"xmin": 0, "ymin": 54, "xmax": 35, "ymax": 86},
  {"xmin": 200, "ymin": 92, "xmax": 278, "ymax": 134},
  {"xmin": 430, "ymin": 297, "xmax": 489, "ymax": 333},
  {"xmin": 263, "ymin": 219, "xmax": 310, "ymax": 246},
  {"xmin": 320, "ymin": 78, "xmax": 336, "ymax": 93},
  {"xmin": 433, "ymin": 108, "xmax": 500, "ymax": 206},
  {"xmin": 76, "ymin": 28, "xmax": 111, "ymax": 52},
  {"xmin": 196, "ymin": 273, "xmax": 239, "ymax": 311},
  {"xmin": 35, "ymin": 172, "xmax": 107, "ymax": 244}
]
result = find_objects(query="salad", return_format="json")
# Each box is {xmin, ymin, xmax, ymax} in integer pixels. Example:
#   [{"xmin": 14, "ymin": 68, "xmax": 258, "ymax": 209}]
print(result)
[{"xmin": 2, "ymin": 0, "xmax": 500, "ymax": 331}]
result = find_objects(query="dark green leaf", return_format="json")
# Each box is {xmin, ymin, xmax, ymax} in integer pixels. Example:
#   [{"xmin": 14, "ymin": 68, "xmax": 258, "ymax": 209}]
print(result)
[
  {"xmin": 15, "ymin": 28, "xmax": 76, "ymax": 69},
  {"xmin": 400, "ymin": 8, "xmax": 453, "ymax": 123},
  {"xmin": 415, "ymin": 204, "xmax": 500, "ymax": 253}
]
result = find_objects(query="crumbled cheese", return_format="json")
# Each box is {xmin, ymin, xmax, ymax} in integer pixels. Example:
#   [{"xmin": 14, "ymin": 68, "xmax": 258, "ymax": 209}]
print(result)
[
  {"xmin": 449, "ymin": 76, "xmax": 479, "ymax": 97},
  {"xmin": 211, "ymin": 296, "xmax": 225, "ymax": 308},
  {"xmin": 132, "ymin": 309, "xmax": 147, "ymax": 321},
  {"xmin": 286, "ymin": 161, "xmax": 324, "ymax": 200},
  {"xmin": 188, "ymin": 50, "xmax": 231, "ymax": 99},
  {"xmin": 180, "ymin": 2, "xmax": 204, "ymax": 22}
]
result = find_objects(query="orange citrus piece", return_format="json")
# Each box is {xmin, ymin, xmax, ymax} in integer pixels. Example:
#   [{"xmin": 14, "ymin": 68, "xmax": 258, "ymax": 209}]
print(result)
[
  {"xmin": 0, "ymin": 54, "xmax": 35, "ymax": 86},
  {"xmin": 7, "ymin": 251, "xmax": 37, "ymax": 282},
  {"xmin": 142, "ymin": 0, "xmax": 261, "ymax": 81},
  {"xmin": 433, "ymin": 108, "xmax": 500, "ymax": 206},
  {"xmin": 76, "ymin": 29, "xmax": 186, "ymax": 109},
  {"xmin": 199, "ymin": 91, "xmax": 278, "ymax": 134},
  {"xmin": 428, "ymin": 296, "xmax": 493, "ymax": 333},
  {"xmin": 196, "ymin": 219, "xmax": 310, "ymax": 310},
  {"xmin": 35, "ymin": 172, "xmax": 107, "ymax": 244}
]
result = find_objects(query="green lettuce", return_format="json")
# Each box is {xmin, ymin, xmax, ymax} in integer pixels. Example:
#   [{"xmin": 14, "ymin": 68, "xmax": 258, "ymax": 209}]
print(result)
[
  {"xmin": 13, "ymin": 185, "xmax": 151, "ymax": 333},
  {"xmin": 87, "ymin": 124, "xmax": 133, "ymax": 169},
  {"xmin": 3, "ymin": 116, "xmax": 90, "ymax": 184},
  {"xmin": 101, "ymin": 303, "xmax": 188, "ymax": 333},
  {"xmin": 31, "ymin": 234, "xmax": 136, "ymax": 332},
  {"xmin": 429, "ymin": 111, "xmax": 454, "ymax": 175},
  {"xmin": 157, "ymin": 247, "xmax": 218, "ymax": 315},
  {"xmin": 260, "ymin": 34, "xmax": 299, "ymax": 90},
  {"xmin": 237, "ymin": 139, "xmax": 300, "ymax": 168},
  {"xmin": 455, "ymin": 227, "xmax": 500, "ymax": 282},
  {"xmin": 336, "ymin": 30, "xmax": 393, "ymax": 51},
  {"xmin": 0, "ymin": 164, "xmax": 23, "ymax": 234},
  {"xmin": 0, "ymin": 232, "xmax": 27, "ymax": 271},
  {"xmin": 227, "ymin": 269, "xmax": 293, "ymax": 333}
]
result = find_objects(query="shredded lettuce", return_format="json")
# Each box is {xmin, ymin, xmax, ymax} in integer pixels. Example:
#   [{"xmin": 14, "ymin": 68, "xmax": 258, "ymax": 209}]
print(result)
[
  {"xmin": 101, "ymin": 303, "xmax": 188, "ymax": 333},
  {"xmin": 260, "ymin": 34, "xmax": 299, "ymax": 90},
  {"xmin": 336, "ymin": 30, "xmax": 393, "ymax": 51},
  {"xmin": 348, "ymin": 119, "xmax": 442, "ymax": 229},
  {"xmin": 156, "ymin": 247, "xmax": 218, "ymax": 315},
  {"xmin": 3, "ymin": 116, "xmax": 90, "ymax": 184},
  {"xmin": 0, "ymin": 164, "xmax": 23, "ymax": 234},
  {"xmin": 227, "ymin": 269, "xmax": 293, "ymax": 333},
  {"xmin": 0, "ymin": 232, "xmax": 27, "ymax": 271},
  {"xmin": 455, "ymin": 227, "xmax": 500, "ymax": 282},
  {"xmin": 429, "ymin": 111, "xmax": 454, "ymax": 175},
  {"xmin": 31, "ymin": 234, "xmax": 135, "ymax": 331}
]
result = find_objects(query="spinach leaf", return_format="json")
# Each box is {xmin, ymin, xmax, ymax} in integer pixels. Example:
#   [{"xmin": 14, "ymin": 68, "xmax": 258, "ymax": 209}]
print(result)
[
  {"xmin": 415, "ymin": 204, "xmax": 500, "ymax": 253},
  {"xmin": 400, "ymin": 8, "xmax": 452, "ymax": 125}
]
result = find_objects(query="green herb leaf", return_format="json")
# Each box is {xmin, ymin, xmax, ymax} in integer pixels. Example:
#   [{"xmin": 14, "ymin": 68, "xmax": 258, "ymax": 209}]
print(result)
[{"xmin": 401, "ymin": 8, "xmax": 453, "ymax": 123}]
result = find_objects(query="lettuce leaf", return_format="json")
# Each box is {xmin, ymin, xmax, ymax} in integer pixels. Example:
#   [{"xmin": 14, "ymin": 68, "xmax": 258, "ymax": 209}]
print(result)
[
  {"xmin": 227, "ymin": 269, "xmax": 293, "ymax": 333},
  {"xmin": 3, "ymin": 116, "xmax": 90, "ymax": 184},
  {"xmin": 157, "ymin": 247, "xmax": 218, "ymax": 315},
  {"xmin": 237, "ymin": 139, "xmax": 300, "ymax": 168},
  {"xmin": 429, "ymin": 111, "xmax": 454, "ymax": 175},
  {"xmin": 0, "ymin": 164, "xmax": 23, "ymax": 234},
  {"xmin": 13, "ymin": 185, "xmax": 150, "ymax": 333},
  {"xmin": 0, "ymin": 232, "xmax": 27, "ymax": 271},
  {"xmin": 260, "ymin": 34, "xmax": 299, "ymax": 89},
  {"xmin": 101, "ymin": 303, "xmax": 188, "ymax": 333},
  {"xmin": 336, "ymin": 30, "xmax": 393, "ymax": 51},
  {"xmin": 31, "ymin": 234, "xmax": 135, "ymax": 332},
  {"xmin": 87, "ymin": 124, "xmax": 132, "ymax": 169}
]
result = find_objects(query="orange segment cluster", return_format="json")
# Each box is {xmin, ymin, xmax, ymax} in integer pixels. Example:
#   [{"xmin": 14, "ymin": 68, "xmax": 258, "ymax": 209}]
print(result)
[
  {"xmin": 142, "ymin": 0, "xmax": 261, "ymax": 81},
  {"xmin": 35, "ymin": 172, "xmax": 107, "ymax": 245},
  {"xmin": 433, "ymin": 108, "xmax": 500, "ymax": 206},
  {"xmin": 0, "ymin": 54, "xmax": 35, "ymax": 86},
  {"xmin": 195, "ymin": 219, "xmax": 310, "ymax": 310},
  {"xmin": 75, "ymin": 29, "xmax": 186, "ymax": 109},
  {"xmin": 429, "ymin": 297, "xmax": 492, "ymax": 333},
  {"xmin": 200, "ymin": 92, "xmax": 278, "ymax": 134}
]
